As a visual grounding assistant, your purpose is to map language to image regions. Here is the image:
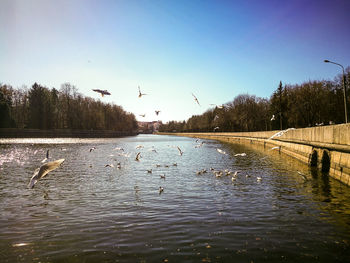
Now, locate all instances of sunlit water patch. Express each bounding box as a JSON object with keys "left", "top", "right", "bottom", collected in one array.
[{"left": 1, "top": 134, "right": 350, "bottom": 262}]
